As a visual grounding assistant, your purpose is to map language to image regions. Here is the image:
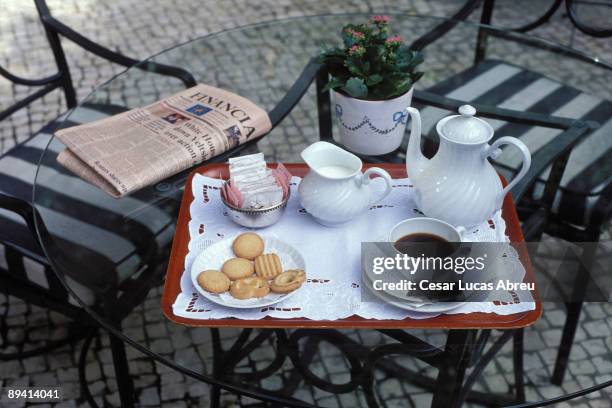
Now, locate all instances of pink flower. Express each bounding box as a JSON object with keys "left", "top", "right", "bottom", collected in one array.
[
  {"left": 352, "top": 31, "right": 364, "bottom": 39},
  {"left": 386, "top": 35, "right": 401, "bottom": 44},
  {"left": 372, "top": 15, "right": 390, "bottom": 24},
  {"left": 348, "top": 45, "right": 365, "bottom": 56}
]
